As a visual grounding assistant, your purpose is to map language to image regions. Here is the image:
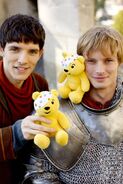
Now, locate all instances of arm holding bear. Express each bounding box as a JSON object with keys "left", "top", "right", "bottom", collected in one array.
[
  {"left": 58, "top": 72, "right": 67, "bottom": 83},
  {"left": 80, "top": 72, "right": 90, "bottom": 92},
  {"left": 57, "top": 111, "right": 70, "bottom": 130}
]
